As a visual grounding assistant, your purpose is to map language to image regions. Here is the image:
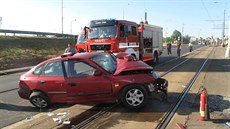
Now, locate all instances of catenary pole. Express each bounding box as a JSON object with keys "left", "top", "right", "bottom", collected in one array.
[
  {"left": 222, "top": 10, "right": 225, "bottom": 46},
  {"left": 225, "top": 21, "right": 230, "bottom": 58}
]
